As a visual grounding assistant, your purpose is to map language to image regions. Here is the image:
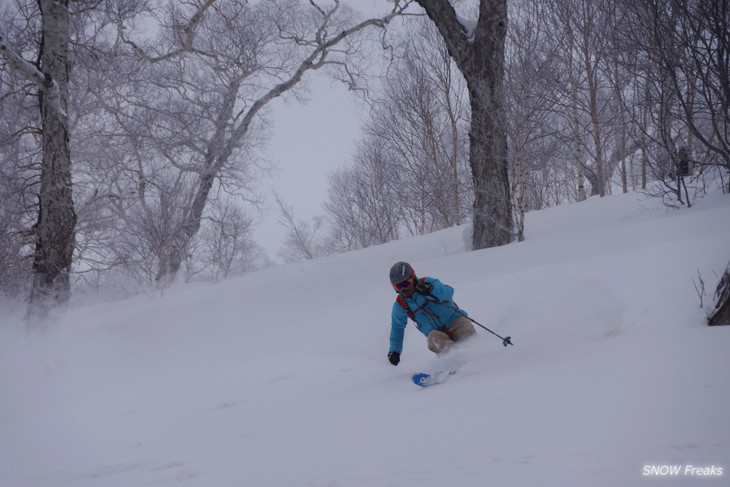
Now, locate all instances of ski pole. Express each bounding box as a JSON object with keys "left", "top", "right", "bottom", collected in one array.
[
  {"left": 432, "top": 298, "right": 514, "bottom": 347},
  {"left": 461, "top": 313, "right": 514, "bottom": 347}
]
